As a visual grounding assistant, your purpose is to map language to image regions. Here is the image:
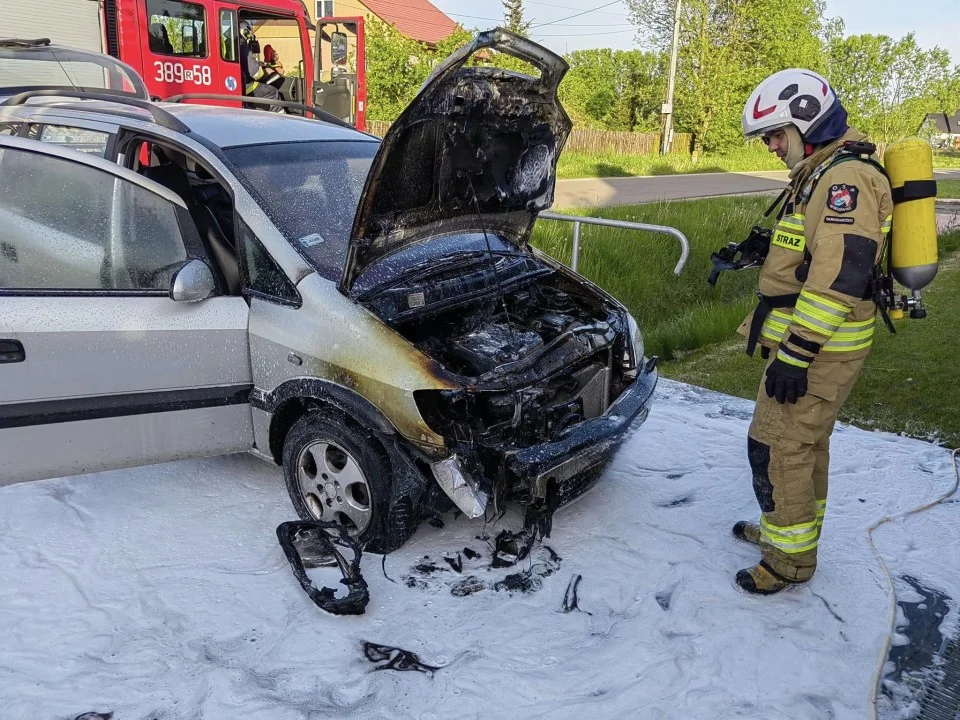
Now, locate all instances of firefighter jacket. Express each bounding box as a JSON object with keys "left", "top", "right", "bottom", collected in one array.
[
  {"left": 738, "top": 128, "right": 894, "bottom": 367},
  {"left": 240, "top": 37, "right": 266, "bottom": 92}
]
